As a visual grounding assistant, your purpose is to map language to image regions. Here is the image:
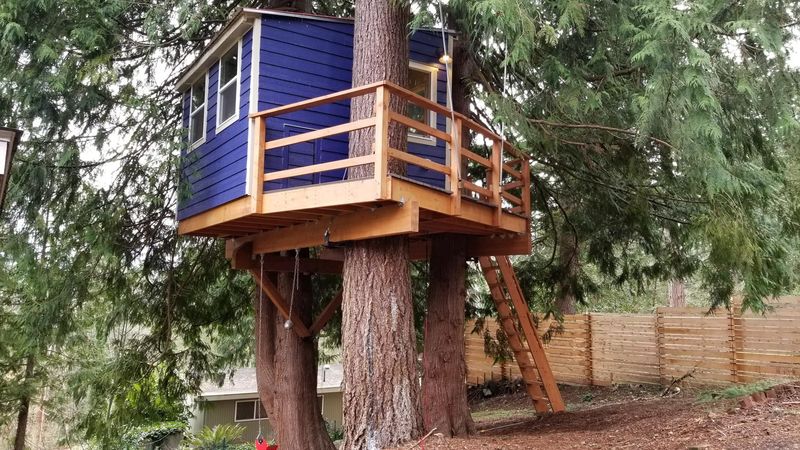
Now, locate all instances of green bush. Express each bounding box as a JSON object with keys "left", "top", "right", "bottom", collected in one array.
[
  {"left": 325, "top": 419, "right": 344, "bottom": 442},
  {"left": 184, "top": 424, "right": 245, "bottom": 449},
  {"left": 122, "top": 421, "right": 187, "bottom": 449}
]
